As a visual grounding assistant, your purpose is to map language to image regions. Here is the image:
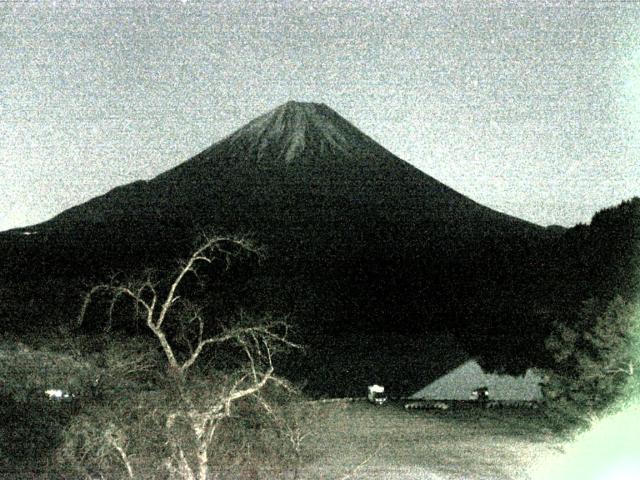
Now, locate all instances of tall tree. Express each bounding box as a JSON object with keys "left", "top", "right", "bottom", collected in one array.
[
  {"left": 542, "top": 295, "right": 638, "bottom": 415},
  {"left": 67, "top": 235, "right": 299, "bottom": 480}
]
